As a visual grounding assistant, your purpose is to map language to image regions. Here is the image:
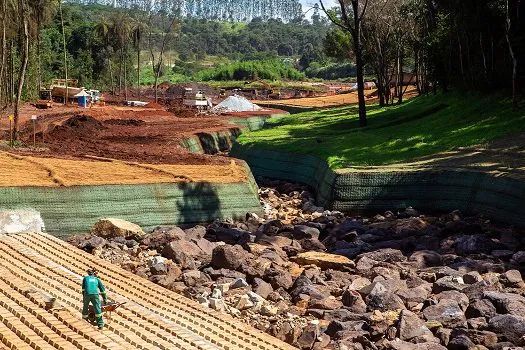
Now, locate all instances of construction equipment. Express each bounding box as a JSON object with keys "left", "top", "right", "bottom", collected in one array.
[
  {"left": 88, "top": 301, "right": 125, "bottom": 323},
  {"left": 183, "top": 88, "right": 212, "bottom": 111}
]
